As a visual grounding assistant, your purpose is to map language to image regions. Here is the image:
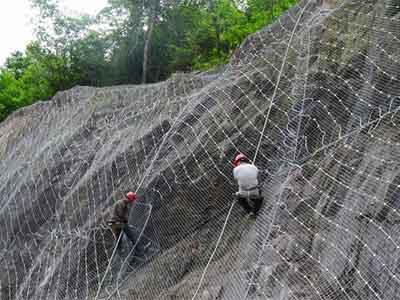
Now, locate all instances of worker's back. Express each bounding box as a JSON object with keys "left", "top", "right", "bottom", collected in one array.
[
  {"left": 110, "top": 199, "right": 129, "bottom": 223},
  {"left": 233, "top": 163, "right": 259, "bottom": 196}
]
